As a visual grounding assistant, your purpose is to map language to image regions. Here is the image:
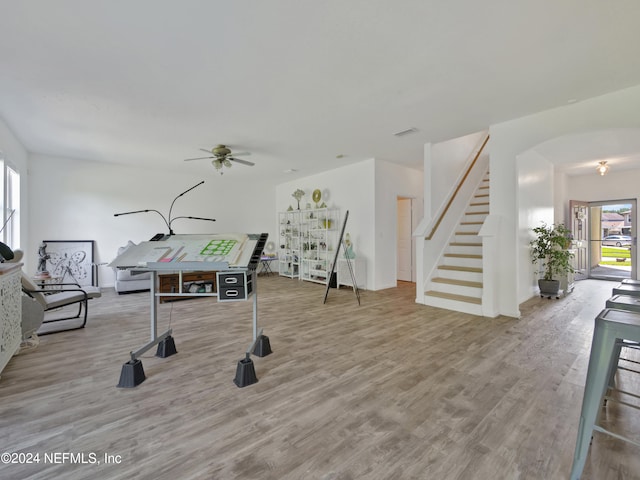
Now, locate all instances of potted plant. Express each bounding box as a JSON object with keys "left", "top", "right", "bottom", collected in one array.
[{"left": 529, "top": 222, "right": 574, "bottom": 296}]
